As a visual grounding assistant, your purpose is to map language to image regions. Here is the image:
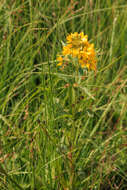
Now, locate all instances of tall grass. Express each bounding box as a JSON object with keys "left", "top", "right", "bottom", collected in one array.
[{"left": 0, "top": 0, "right": 127, "bottom": 189}]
